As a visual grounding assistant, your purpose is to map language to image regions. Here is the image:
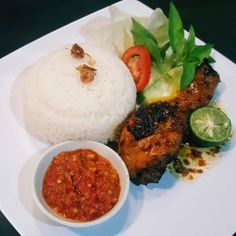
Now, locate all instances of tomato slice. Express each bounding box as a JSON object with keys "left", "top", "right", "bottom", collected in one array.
[{"left": 122, "top": 45, "right": 151, "bottom": 92}]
